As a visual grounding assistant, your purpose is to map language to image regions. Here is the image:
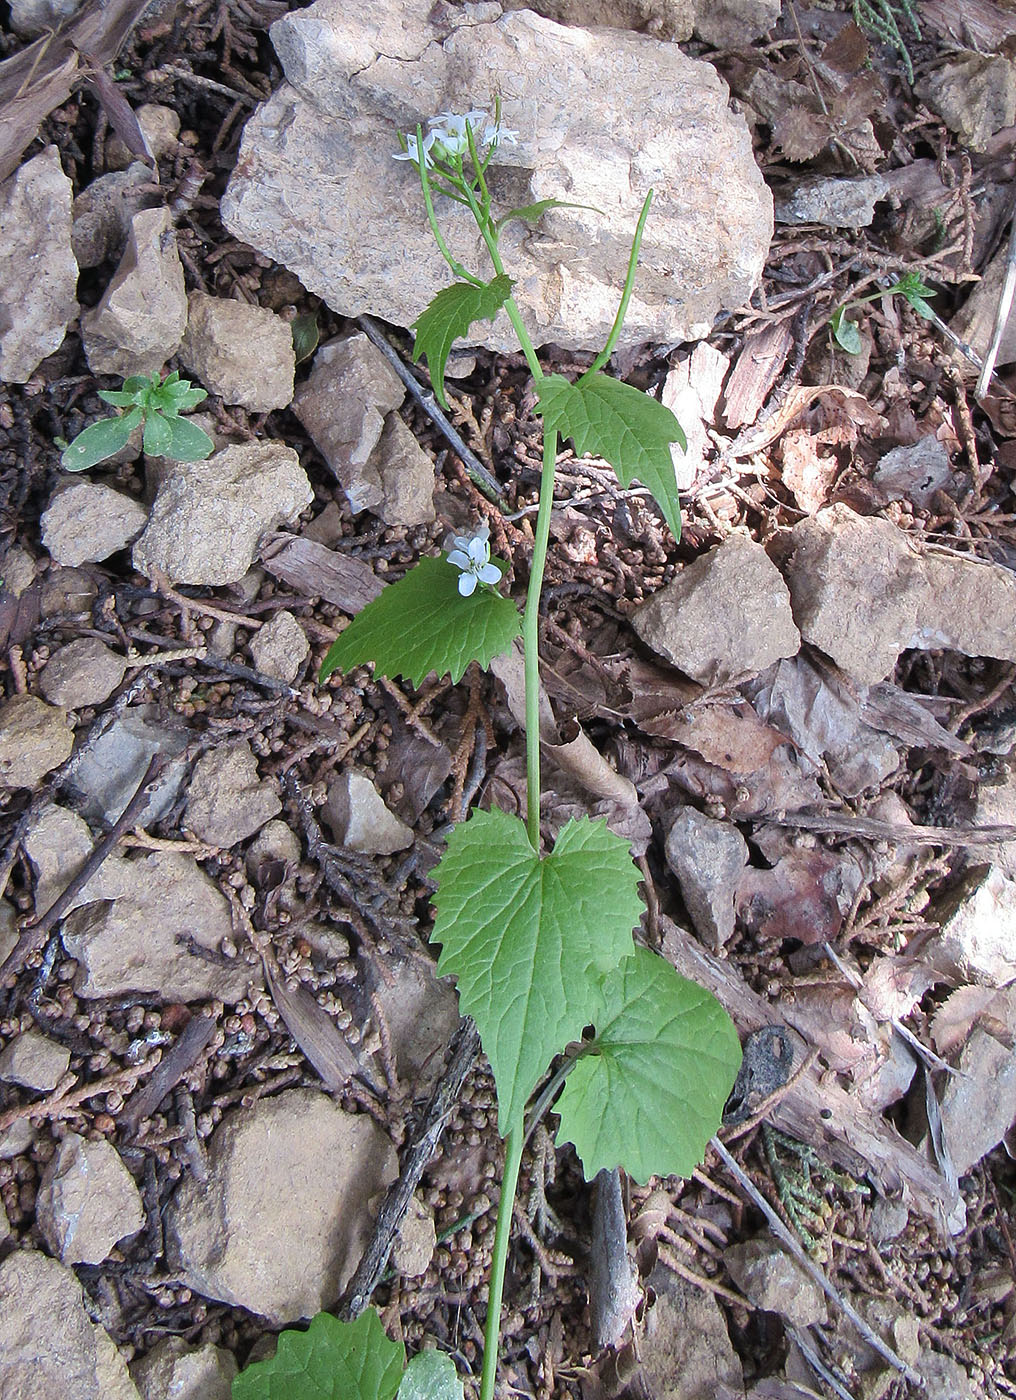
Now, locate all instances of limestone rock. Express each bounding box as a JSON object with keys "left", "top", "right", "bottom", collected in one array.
[
  {"left": 250, "top": 609, "right": 310, "bottom": 684},
  {"left": 505, "top": 0, "right": 694, "bottom": 42},
  {"left": 392, "top": 1195, "right": 436, "bottom": 1278},
  {"left": 184, "top": 740, "right": 282, "bottom": 847},
  {"left": 292, "top": 333, "right": 405, "bottom": 513},
  {"left": 0, "top": 1251, "right": 141, "bottom": 1400},
  {"left": 639, "top": 1262, "right": 742, "bottom": 1398},
  {"left": 927, "top": 865, "right": 1016, "bottom": 987},
  {"left": 65, "top": 707, "right": 191, "bottom": 825},
  {"left": 873, "top": 438, "right": 952, "bottom": 508},
  {"left": 693, "top": 0, "right": 779, "bottom": 45},
  {"left": 775, "top": 174, "right": 889, "bottom": 229},
  {"left": 664, "top": 809, "right": 748, "bottom": 951},
  {"left": 179, "top": 291, "right": 296, "bottom": 412},
  {"left": 971, "top": 758, "right": 1016, "bottom": 878},
  {"left": 25, "top": 803, "right": 96, "bottom": 911},
  {"left": 936, "top": 1027, "right": 1016, "bottom": 1175},
  {"left": 130, "top": 1339, "right": 237, "bottom": 1400},
  {"left": 323, "top": 770, "right": 414, "bottom": 854},
  {"left": 0, "top": 146, "right": 77, "bottom": 382},
  {"left": 72, "top": 164, "right": 160, "bottom": 269},
  {"left": 132, "top": 441, "right": 313, "bottom": 586},
  {"left": 81, "top": 206, "right": 188, "bottom": 377},
  {"left": 371, "top": 412, "right": 436, "bottom": 526},
  {"left": 39, "top": 637, "right": 128, "bottom": 709},
  {"left": 245, "top": 818, "right": 302, "bottom": 878},
  {"left": 61, "top": 850, "right": 251, "bottom": 1003},
  {"left": 918, "top": 53, "right": 1016, "bottom": 152},
  {"left": 0, "top": 693, "right": 73, "bottom": 789},
  {"left": 10, "top": 0, "right": 82, "bottom": 34},
  {"left": 40, "top": 566, "right": 98, "bottom": 618},
  {"left": 724, "top": 1237, "right": 827, "bottom": 1327},
  {"left": 1, "top": 545, "right": 36, "bottom": 598},
  {"left": 371, "top": 955, "right": 460, "bottom": 1088},
  {"left": 632, "top": 533, "right": 800, "bottom": 684},
  {"left": 41, "top": 480, "right": 148, "bottom": 566},
  {"left": 782, "top": 505, "right": 924, "bottom": 685},
  {"left": 0, "top": 1028, "right": 70, "bottom": 1091},
  {"left": 106, "top": 104, "right": 182, "bottom": 171},
  {"left": 36, "top": 1131, "right": 145, "bottom": 1265},
  {"left": 222, "top": 0, "right": 770, "bottom": 354},
  {"left": 908, "top": 552, "right": 1016, "bottom": 664},
  {"left": 165, "top": 1087, "right": 398, "bottom": 1323}
]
